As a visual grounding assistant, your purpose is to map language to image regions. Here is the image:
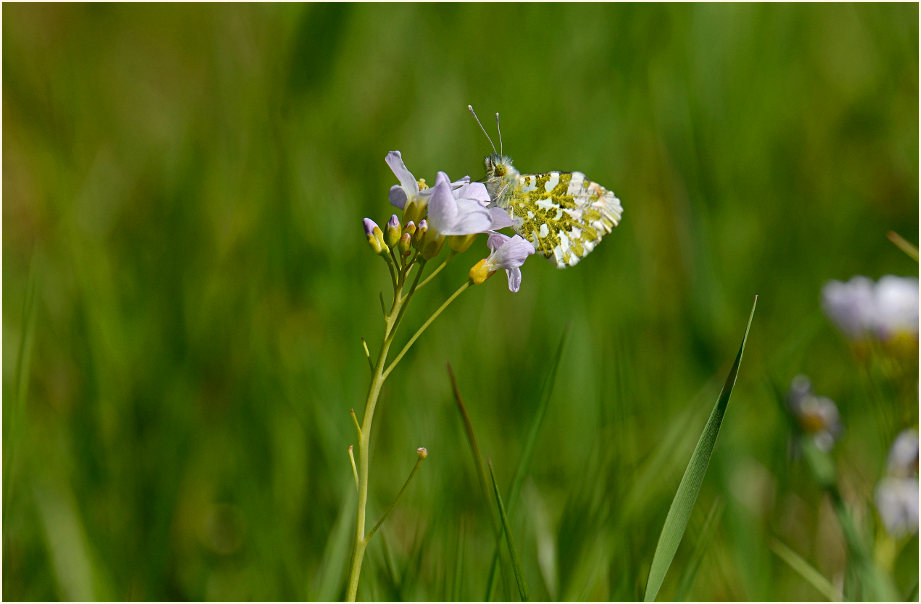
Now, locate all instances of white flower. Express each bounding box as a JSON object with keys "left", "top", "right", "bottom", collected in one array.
[
  {"left": 822, "top": 275, "right": 919, "bottom": 341},
  {"left": 786, "top": 375, "right": 843, "bottom": 452},
  {"left": 874, "top": 429, "right": 919, "bottom": 538},
  {"left": 875, "top": 477, "right": 919, "bottom": 538},
  {"left": 887, "top": 428, "right": 919, "bottom": 478}
]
